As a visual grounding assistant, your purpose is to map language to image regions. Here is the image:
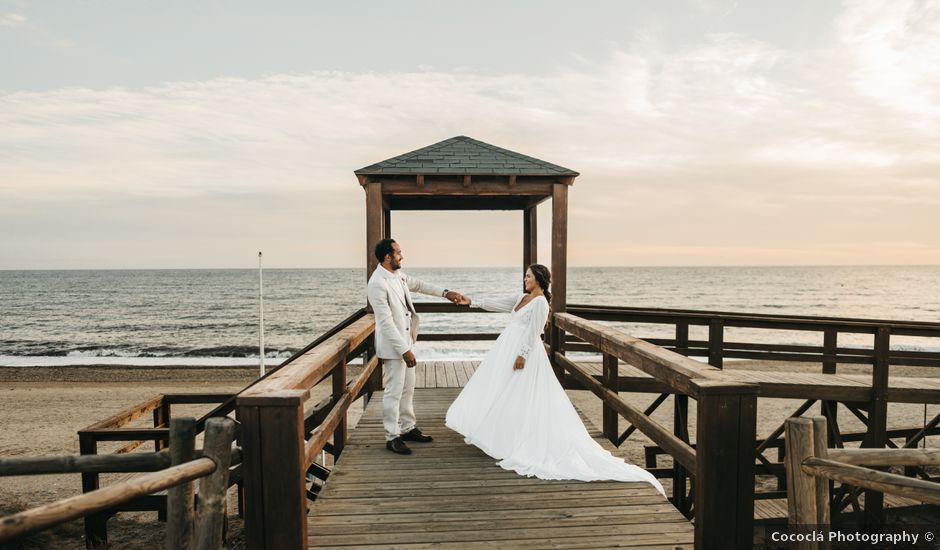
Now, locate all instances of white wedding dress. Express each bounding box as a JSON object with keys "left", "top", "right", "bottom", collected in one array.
[{"left": 445, "top": 293, "right": 666, "bottom": 495}]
